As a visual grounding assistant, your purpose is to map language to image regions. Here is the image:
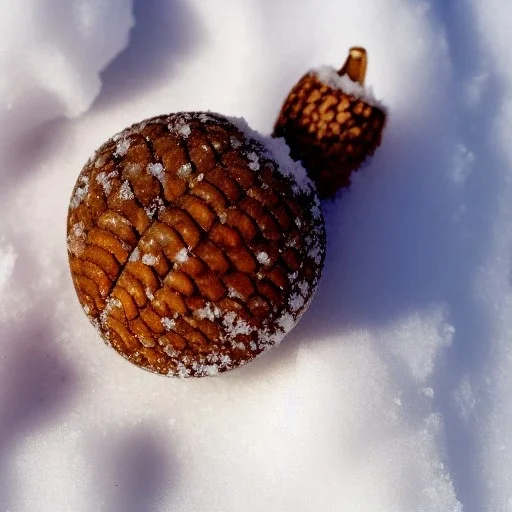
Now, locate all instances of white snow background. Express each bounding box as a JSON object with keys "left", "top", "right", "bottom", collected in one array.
[{"left": 0, "top": 0, "right": 511, "bottom": 510}]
